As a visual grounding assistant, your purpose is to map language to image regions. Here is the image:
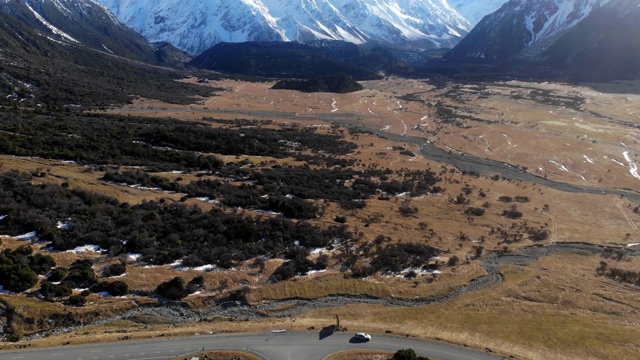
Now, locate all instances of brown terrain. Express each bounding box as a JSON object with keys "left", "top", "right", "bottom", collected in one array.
[{"left": 1, "top": 76, "right": 639, "bottom": 360}]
